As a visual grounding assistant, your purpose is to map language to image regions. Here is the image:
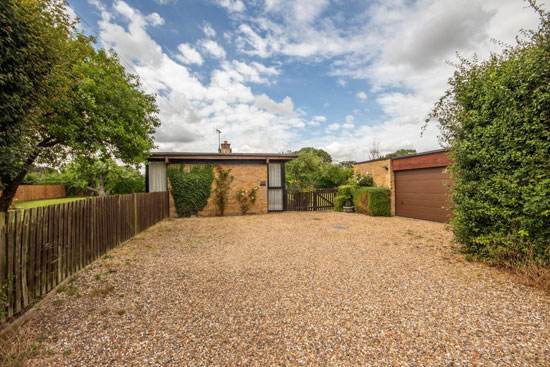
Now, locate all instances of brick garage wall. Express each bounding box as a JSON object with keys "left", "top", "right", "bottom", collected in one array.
[
  {"left": 167, "top": 163, "right": 268, "bottom": 217},
  {"left": 354, "top": 158, "right": 395, "bottom": 215}
]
